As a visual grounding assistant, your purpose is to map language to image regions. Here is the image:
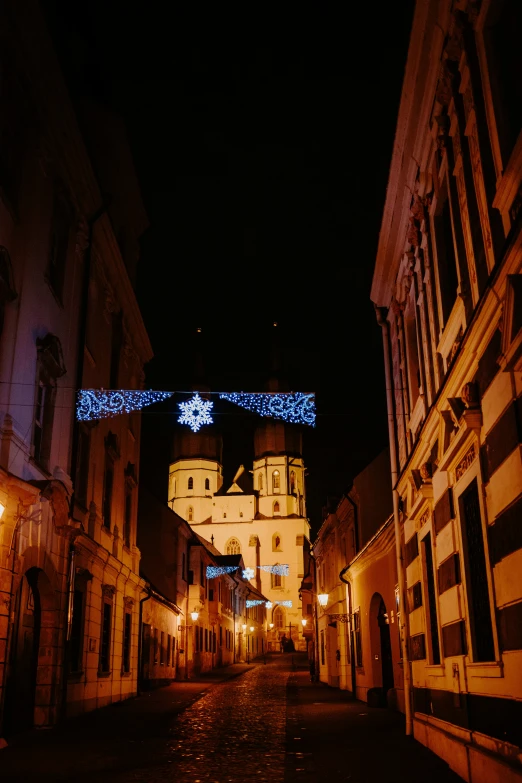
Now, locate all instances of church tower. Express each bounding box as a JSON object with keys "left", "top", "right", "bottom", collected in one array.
[
  {"left": 168, "top": 324, "right": 312, "bottom": 650},
  {"left": 168, "top": 330, "right": 223, "bottom": 523}
]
